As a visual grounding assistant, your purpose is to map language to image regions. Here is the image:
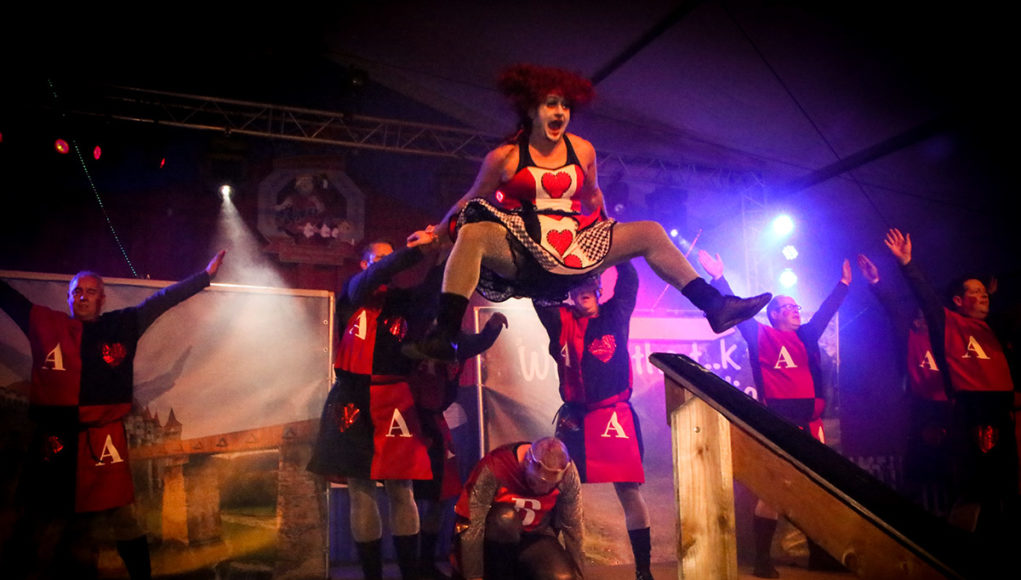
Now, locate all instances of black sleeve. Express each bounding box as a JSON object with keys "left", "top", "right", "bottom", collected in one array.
[
  {"left": 533, "top": 300, "right": 564, "bottom": 359},
  {"left": 801, "top": 281, "right": 849, "bottom": 343},
  {"left": 344, "top": 246, "right": 425, "bottom": 306},
  {"left": 603, "top": 261, "right": 638, "bottom": 320},
  {"left": 0, "top": 277, "right": 33, "bottom": 335},
  {"left": 135, "top": 271, "right": 212, "bottom": 332},
  {"left": 457, "top": 317, "right": 506, "bottom": 361},
  {"left": 900, "top": 260, "right": 947, "bottom": 340}
]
